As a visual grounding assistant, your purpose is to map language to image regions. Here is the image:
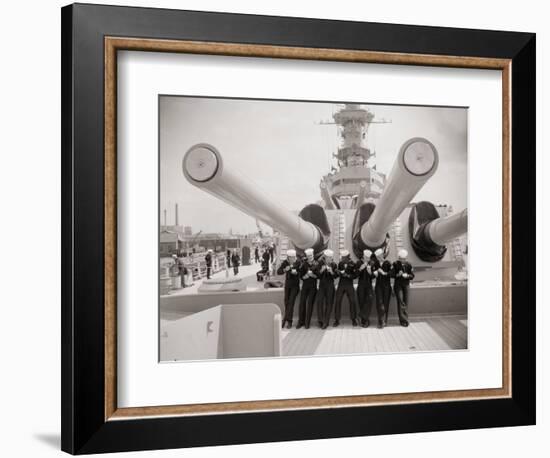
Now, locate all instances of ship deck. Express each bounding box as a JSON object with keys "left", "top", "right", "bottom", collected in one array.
[
  {"left": 162, "top": 262, "right": 467, "bottom": 359},
  {"left": 279, "top": 315, "right": 467, "bottom": 357},
  {"left": 161, "top": 311, "right": 467, "bottom": 358}
]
